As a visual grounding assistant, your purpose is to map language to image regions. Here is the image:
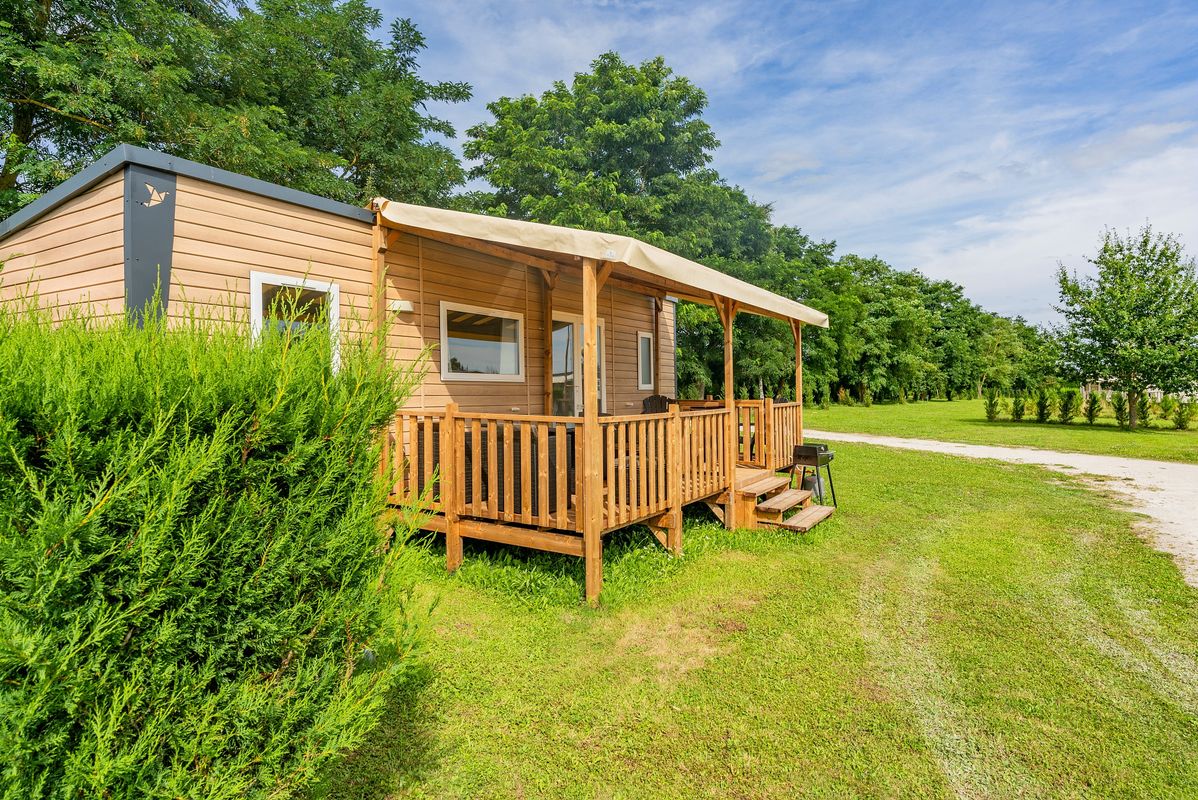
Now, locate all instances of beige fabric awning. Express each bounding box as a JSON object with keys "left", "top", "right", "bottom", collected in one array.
[{"left": 374, "top": 199, "right": 829, "bottom": 328}]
